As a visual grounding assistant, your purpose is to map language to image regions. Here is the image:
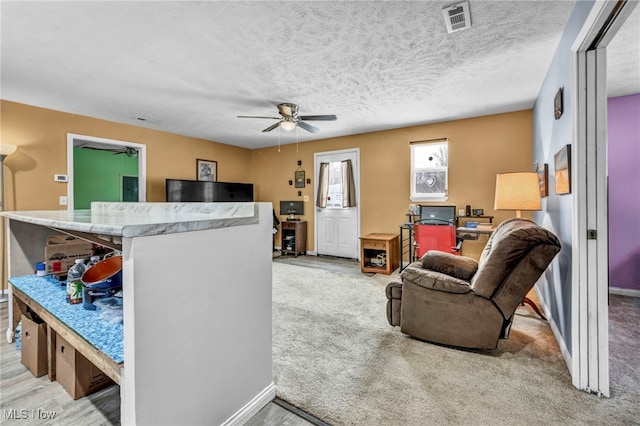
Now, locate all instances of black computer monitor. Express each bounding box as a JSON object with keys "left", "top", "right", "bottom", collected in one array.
[
  {"left": 418, "top": 205, "right": 456, "bottom": 224},
  {"left": 280, "top": 201, "right": 304, "bottom": 219}
]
